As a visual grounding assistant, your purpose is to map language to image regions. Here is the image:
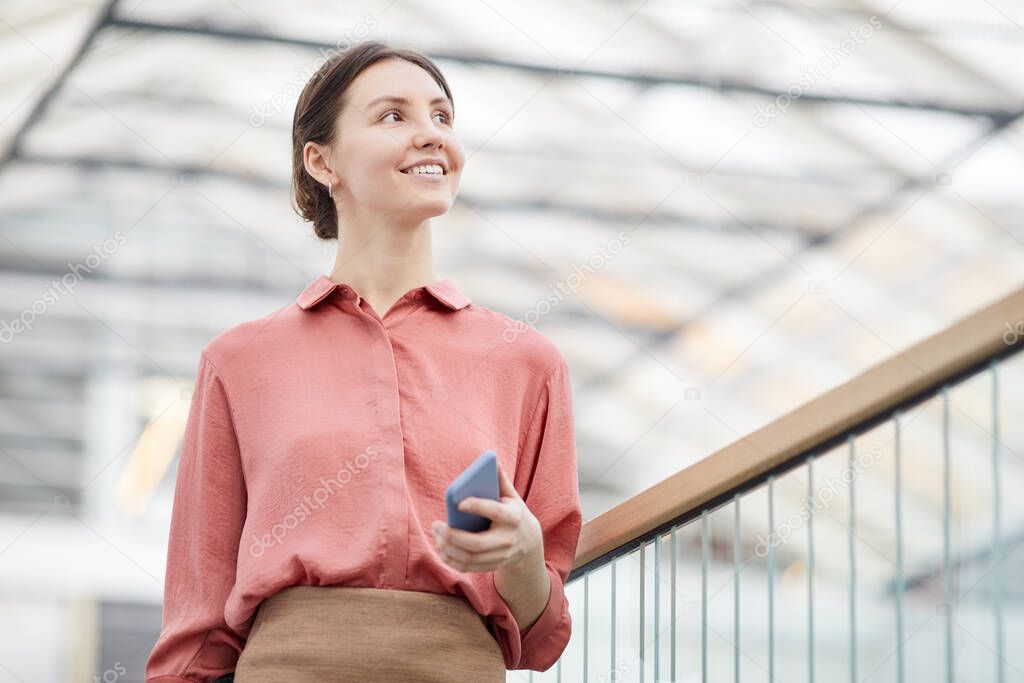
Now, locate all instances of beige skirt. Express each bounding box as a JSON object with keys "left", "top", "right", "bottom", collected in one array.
[{"left": 233, "top": 585, "right": 506, "bottom": 682}]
